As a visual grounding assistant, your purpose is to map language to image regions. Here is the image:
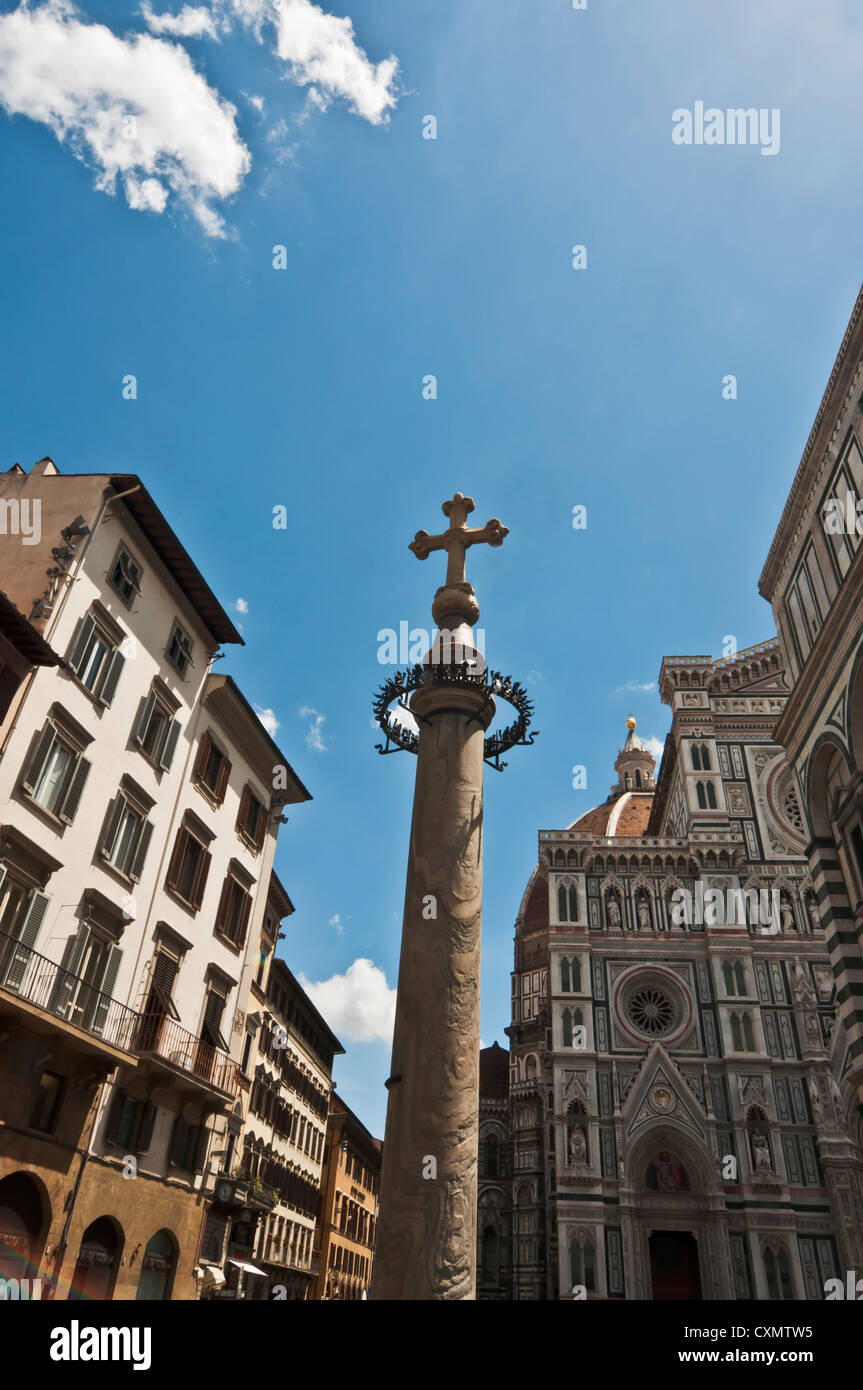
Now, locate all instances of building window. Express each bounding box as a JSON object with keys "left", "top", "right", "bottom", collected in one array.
[
  {"left": 99, "top": 789, "right": 153, "bottom": 881},
  {"left": 215, "top": 872, "right": 253, "bottom": 948},
  {"left": 200, "top": 988, "right": 229, "bottom": 1050},
  {"left": 0, "top": 870, "right": 51, "bottom": 990},
  {"left": 165, "top": 826, "right": 211, "bottom": 910},
  {"left": 764, "top": 1244, "right": 794, "bottom": 1300},
  {"left": 166, "top": 621, "right": 194, "bottom": 677},
  {"left": 66, "top": 612, "right": 126, "bottom": 706},
  {"left": 556, "top": 879, "right": 580, "bottom": 923},
  {"left": 570, "top": 1235, "right": 596, "bottom": 1292},
  {"left": 108, "top": 547, "right": 143, "bottom": 607},
  {"left": 170, "top": 1116, "right": 205, "bottom": 1171},
  {"left": 561, "top": 957, "right": 570, "bottom": 991},
  {"left": 133, "top": 690, "right": 180, "bottom": 771},
  {"left": 627, "top": 984, "right": 674, "bottom": 1037},
  {"left": 51, "top": 925, "right": 122, "bottom": 1037},
  {"left": 194, "top": 732, "right": 231, "bottom": 805},
  {"left": 237, "top": 787, "right": 267, "bottom": 850},
  {"left": 22, "top": 721, "right": 91, "bottom": 823},
  {"left": 105, "top": 1088, "right": 157, "bottom": 1153},
  {"left": 29, "top": 1072, "right": 65, "bottom": 1133},
  {"left": 730, "top": 1011, "right": 756, "bottom": 1052}
]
